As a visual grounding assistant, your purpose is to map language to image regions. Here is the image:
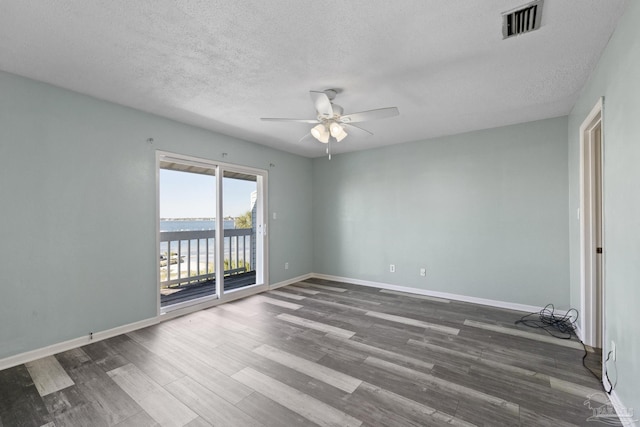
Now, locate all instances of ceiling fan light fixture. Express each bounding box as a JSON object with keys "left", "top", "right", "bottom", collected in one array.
[
  {"left": 334, "top": 127, "right": 348, "bottom": 142},
  {"left": 329, "top": 121, "right": 344, "bottom": 138},
  {"left": 311, "top": 123, "right": 329, "bottom": 143}
]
